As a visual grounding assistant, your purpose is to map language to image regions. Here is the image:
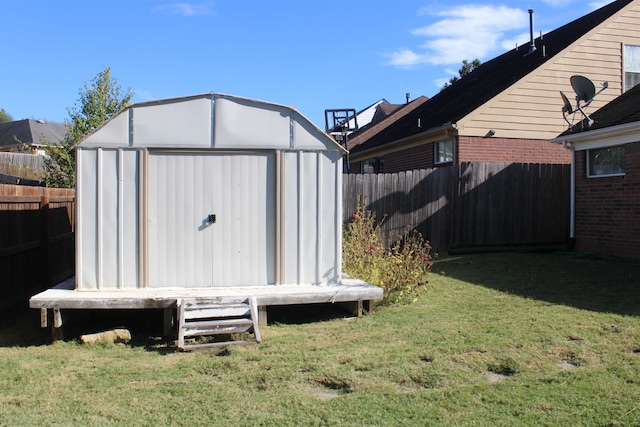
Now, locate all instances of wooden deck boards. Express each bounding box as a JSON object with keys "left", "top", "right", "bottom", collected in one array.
[{"left": 29, "top": 277, "right": 383, "bottom": 310}]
